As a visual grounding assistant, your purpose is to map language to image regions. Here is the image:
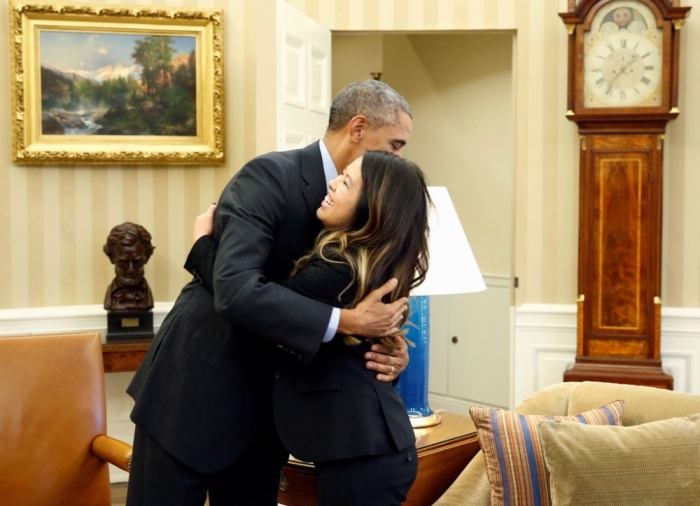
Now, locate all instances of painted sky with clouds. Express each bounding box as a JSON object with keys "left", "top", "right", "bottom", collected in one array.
[{"left": 40, "top": 31, "right": 195, "bottom": 72}]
